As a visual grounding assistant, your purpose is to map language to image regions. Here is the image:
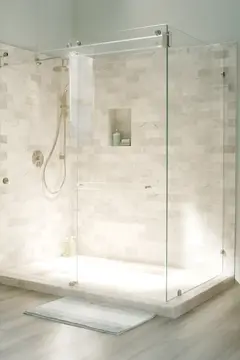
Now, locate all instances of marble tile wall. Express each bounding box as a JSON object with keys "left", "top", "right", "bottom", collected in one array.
[
  {"left": 75, "top": 50, "right": 167, "bottom": 265},
  {"left": 0, "top": 44, "right": 77, "bottom": 268}
]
